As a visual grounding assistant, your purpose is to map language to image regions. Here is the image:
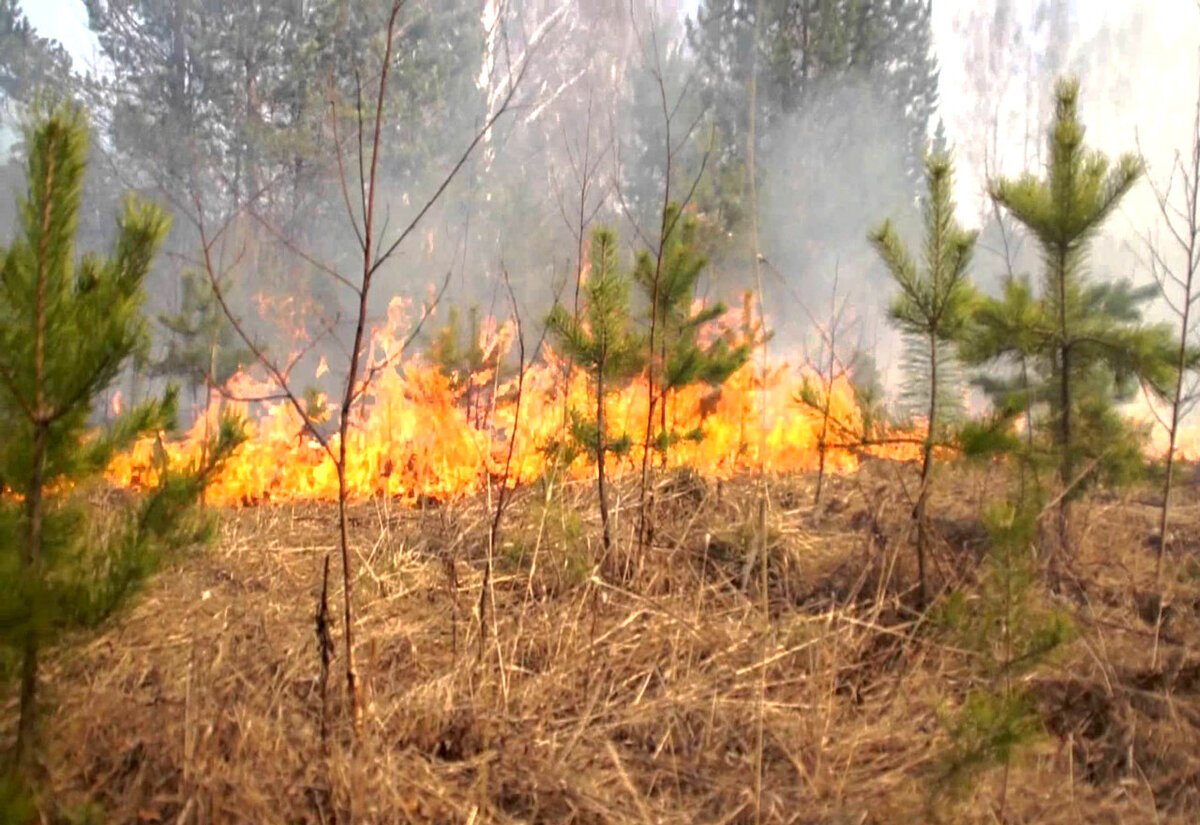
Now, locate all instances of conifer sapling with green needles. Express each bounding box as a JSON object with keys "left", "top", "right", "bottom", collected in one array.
[
  {"left": 932, "top": 497, "right": 1073, "bottom": 815},
  {"left": 545, "top": 226, "right": 646, "bottom": 560},
  {"left": 429, "top": 303, "right": 504, "bottom": 427},
  {"left": 870, "top": 149, "right": 978, "bottom": 608},
  {"left": 153, "top": 269, "right": 251, "bottom": 410},
  {"left": 965, "top": 77, "right": 1177, "bottom": 559},
  {"left": 0, "top": 103, "right": 245, "bottom": 783},
  {"left": 634, "top": 202, "right": 749, "bottom": 468}
]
